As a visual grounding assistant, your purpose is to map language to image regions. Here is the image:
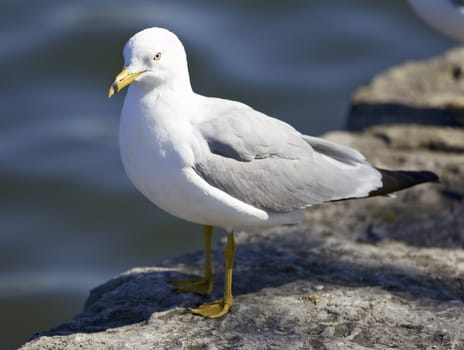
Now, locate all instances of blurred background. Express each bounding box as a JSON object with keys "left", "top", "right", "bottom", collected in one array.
[{"left": 0, "top": 0, "right": 456, "bottom": 348}]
